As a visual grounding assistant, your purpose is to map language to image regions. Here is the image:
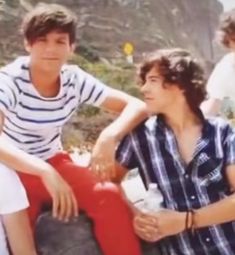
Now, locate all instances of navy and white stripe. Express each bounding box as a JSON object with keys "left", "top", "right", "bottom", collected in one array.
[
  {"left": 0, "top": 56, "right": 109, "bottom": 159},
  {"left": 116, "top": 114, "right": 235, "bottom": 255}
]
